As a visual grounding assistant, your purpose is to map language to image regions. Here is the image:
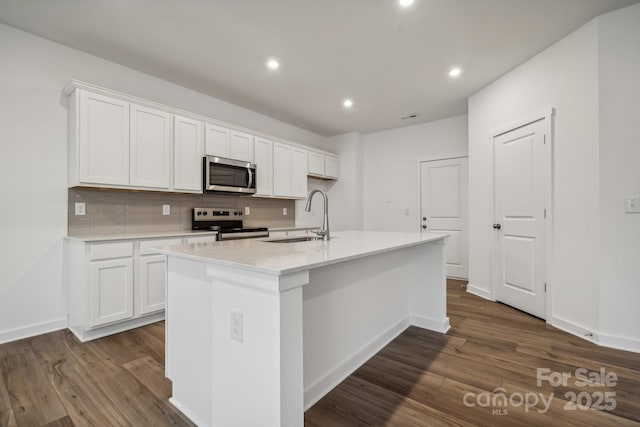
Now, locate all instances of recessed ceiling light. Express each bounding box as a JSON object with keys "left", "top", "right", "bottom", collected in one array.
[
  {"left": 399, "top": 0, "right": 414, "bottom": 7},
  {"left": 448, "top": 67, "right": 462, "bottom": 77},
  {"left": 343, "top": 99, "right": 354, "bottom": 108},
  {"left": 266, "top": 59, "right": 280, "bottom": 70}
]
